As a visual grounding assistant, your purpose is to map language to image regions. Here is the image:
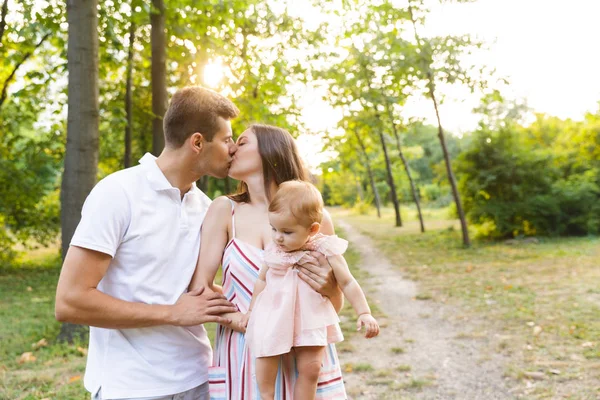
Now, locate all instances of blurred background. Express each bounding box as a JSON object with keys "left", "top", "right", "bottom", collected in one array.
[{"left": 1, "top": 0, "right": 599, "bottom": 398}]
